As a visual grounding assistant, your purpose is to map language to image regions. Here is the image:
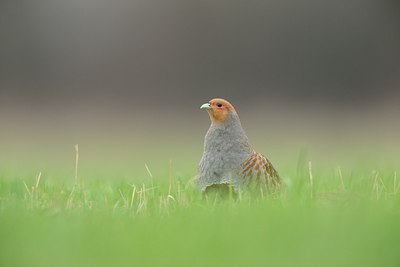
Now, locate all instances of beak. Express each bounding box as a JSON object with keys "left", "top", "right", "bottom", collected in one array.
[{"left": 200, "top": 103, "right": 211, "bottom": 110}]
